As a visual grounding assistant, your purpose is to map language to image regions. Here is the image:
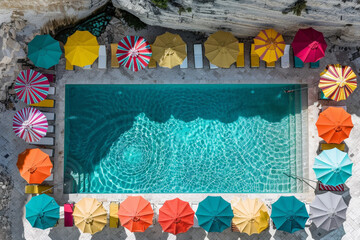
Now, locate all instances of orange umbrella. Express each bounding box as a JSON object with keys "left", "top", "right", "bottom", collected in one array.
[
  {"left": 17, "top": 148, "right": 52, "bottom": 184},
  {"left": 316, "top": 107, "right": 353, "bottom": 144},
  {"left": 158, "top": 198, "right": 194, "bottom": 235},
  {"left": 118, "top": 196, "right": 154, "bottom": 232}
]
